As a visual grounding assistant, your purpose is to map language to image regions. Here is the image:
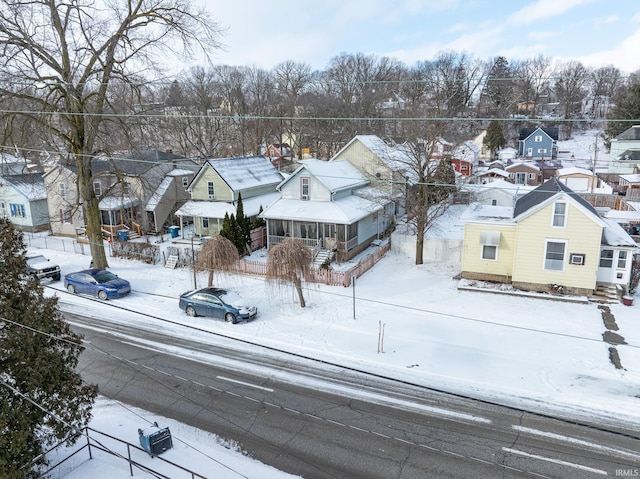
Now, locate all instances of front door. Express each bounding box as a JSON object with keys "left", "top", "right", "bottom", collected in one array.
[
  {"left": 597, "top": 248, "right": 614, "bottom": 283},
  {"left": 323, "top": 224, "right": 336, "bottom": 249}
]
